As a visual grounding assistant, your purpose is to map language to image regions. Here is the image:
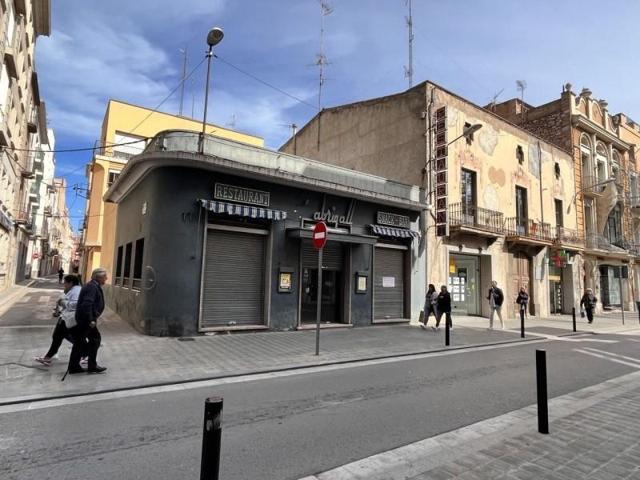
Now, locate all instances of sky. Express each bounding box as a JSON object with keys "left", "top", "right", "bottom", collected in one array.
[{"left": 35, "top": 0, "right": 640, "bottom": 231}]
